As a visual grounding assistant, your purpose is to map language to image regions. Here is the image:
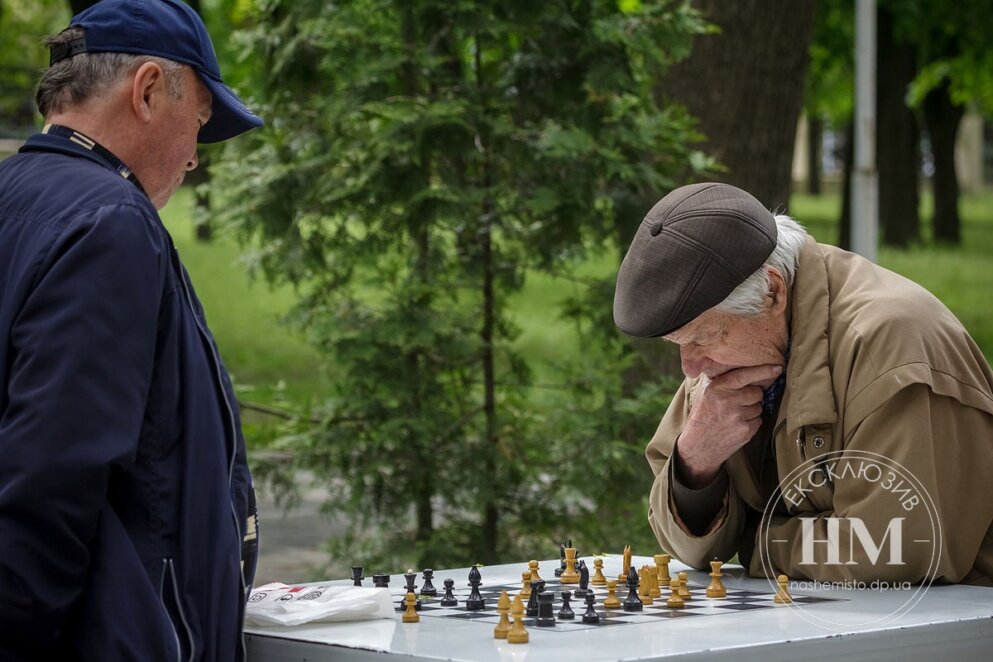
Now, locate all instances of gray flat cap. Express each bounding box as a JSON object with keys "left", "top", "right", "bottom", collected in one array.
[{"left": 613, "top": 182, "right": 777, "bottom": 337}]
